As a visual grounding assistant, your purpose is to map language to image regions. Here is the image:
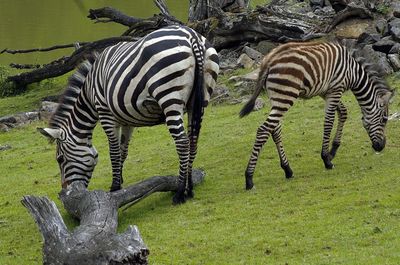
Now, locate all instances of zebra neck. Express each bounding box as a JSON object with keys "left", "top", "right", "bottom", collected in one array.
[
  {"left": 351, "top": 77, "right": 377, "bottom": 113},
  {"left": 53, "top": 91, "right": 98, "bottom": 139}
]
